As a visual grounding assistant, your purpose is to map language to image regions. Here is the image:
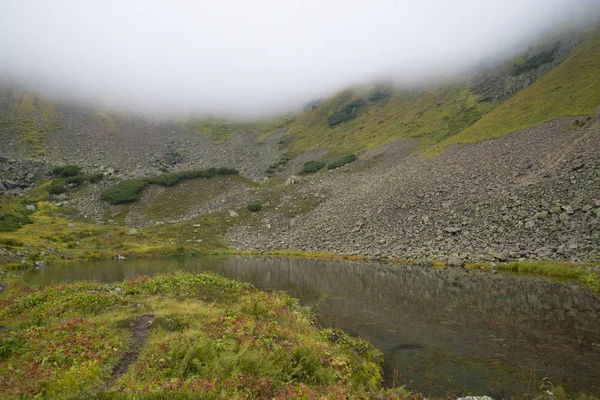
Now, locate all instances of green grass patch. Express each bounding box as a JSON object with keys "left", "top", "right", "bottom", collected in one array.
[
  {"left": 327, "top": 153, "right": 357, "bottom": 169},
  {"left": 4, "top": 90, "right": 59, "bottom": 157},
  {"left": 100, "top": 178, "right": 149, "bottom": 205},
  {"left": 0, "top": 197, "right": 33, "bottom": 232},
  {"left": 100, "top": 168, "right": 239, "bottom": 205},
  {"left": 494, "top": 260, "right": 600, "bottom": 296}
]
